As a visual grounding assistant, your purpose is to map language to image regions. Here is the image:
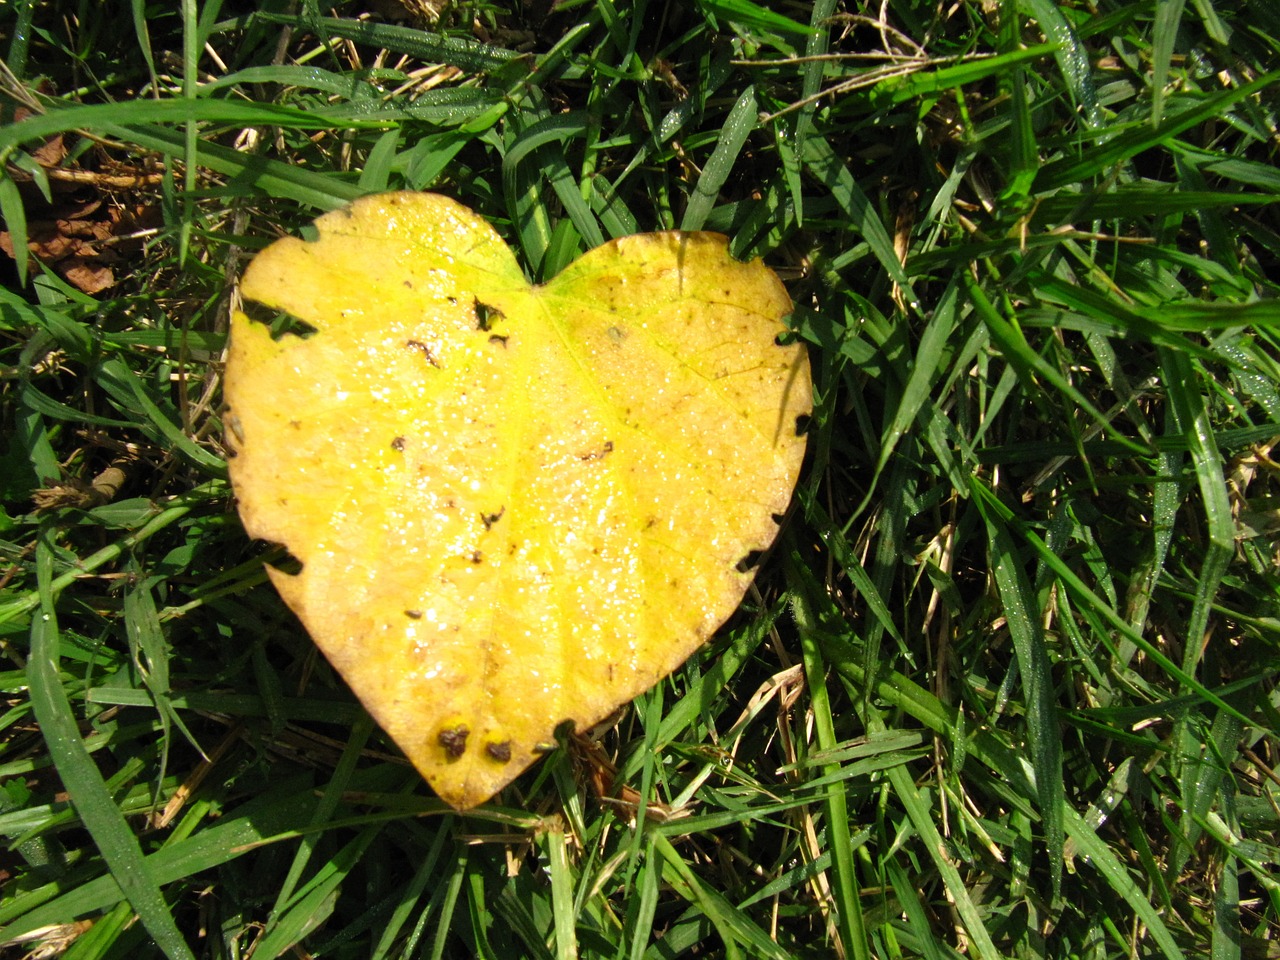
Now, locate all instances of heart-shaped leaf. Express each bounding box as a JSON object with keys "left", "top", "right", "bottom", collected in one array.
[{"left": 224, "top": 193, "right": 810, "bottom": 809}]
